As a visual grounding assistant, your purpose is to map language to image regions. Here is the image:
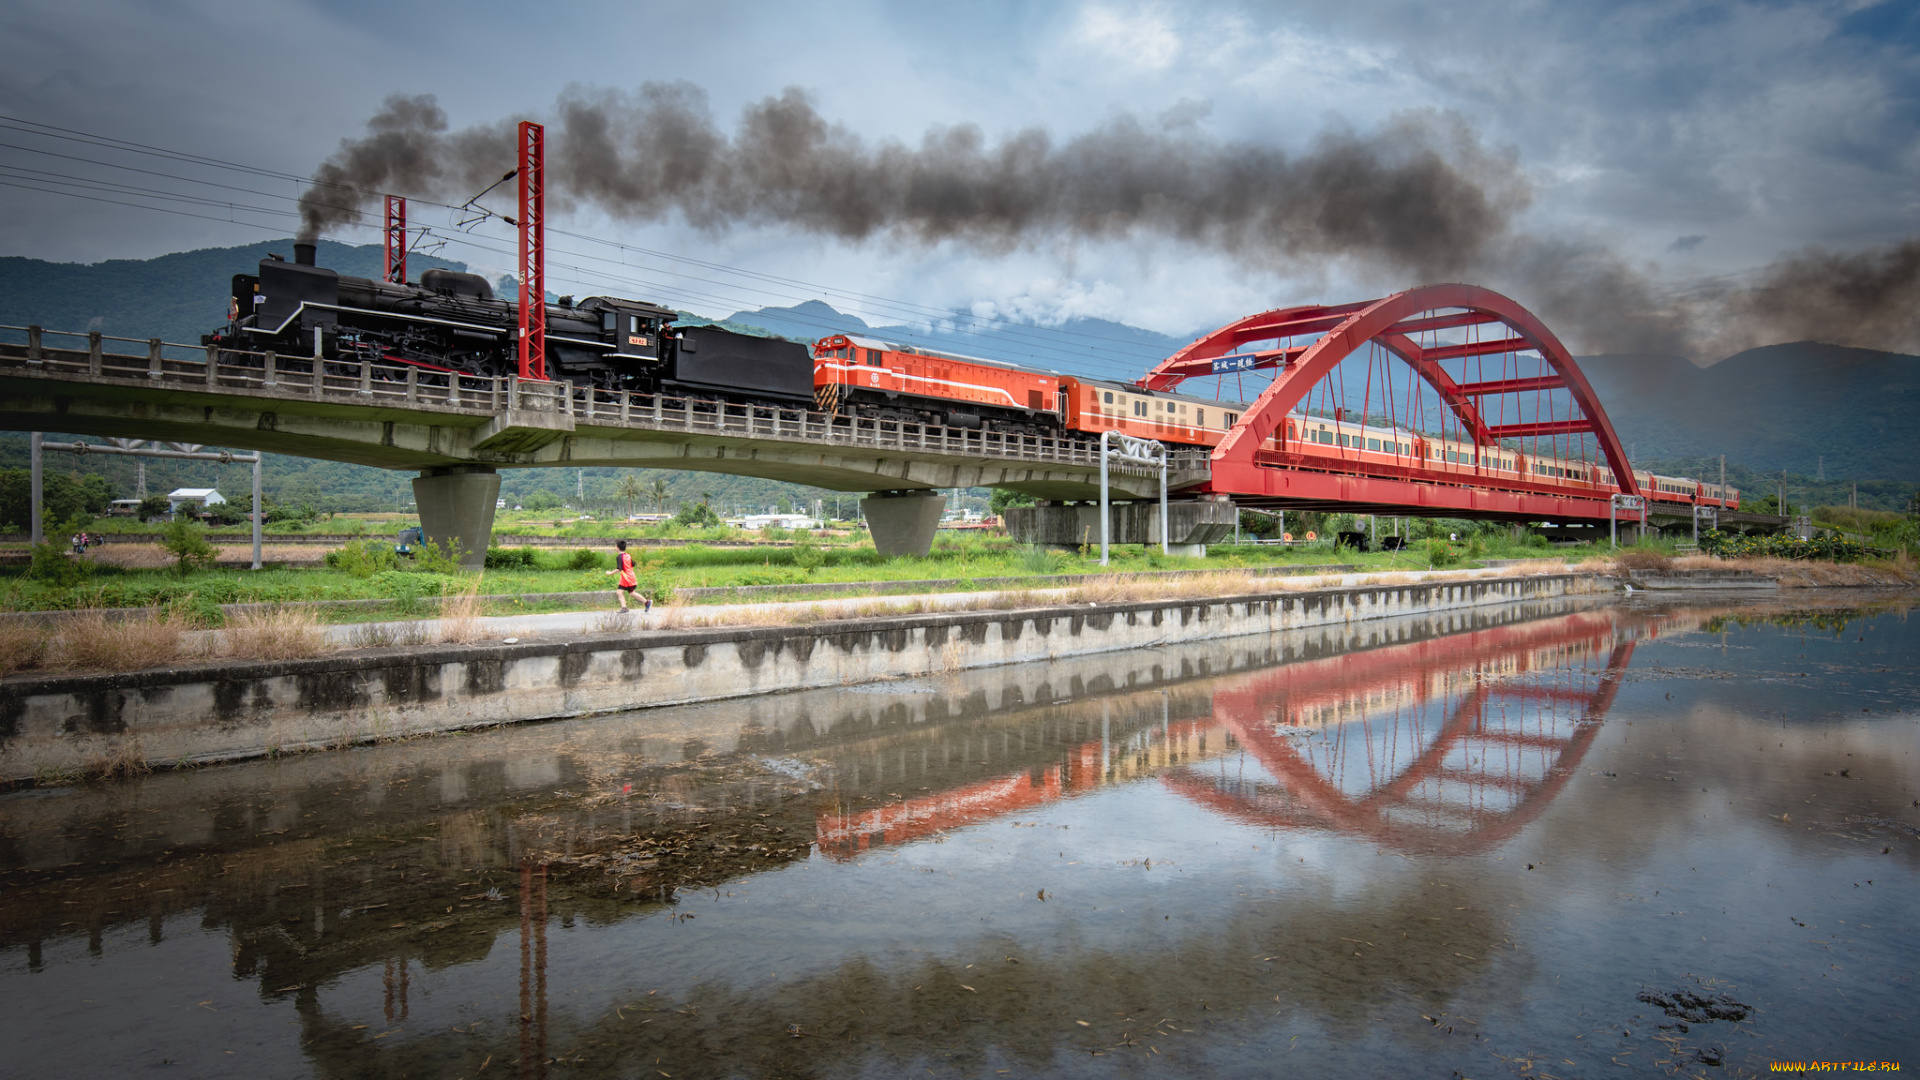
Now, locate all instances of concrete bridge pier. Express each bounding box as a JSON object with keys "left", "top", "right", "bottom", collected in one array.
[
  {"left": 861, "top": 491, "right": 945, "bottom": 558},
  {"left": 412, "top": 465, "right": 500, "bottom": 570},
  {"left": 1003, "top": 498, "right": 1239, "bottom": 556}
]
